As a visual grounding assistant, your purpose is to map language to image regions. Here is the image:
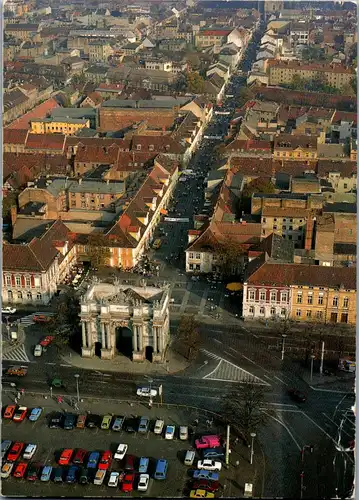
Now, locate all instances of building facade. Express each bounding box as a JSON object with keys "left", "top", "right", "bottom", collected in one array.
[{"left": 80, "top": 280, "right": 170, "bottom": 362}]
